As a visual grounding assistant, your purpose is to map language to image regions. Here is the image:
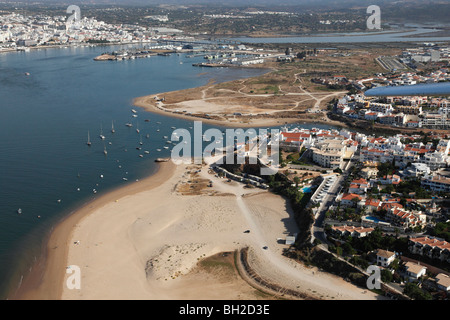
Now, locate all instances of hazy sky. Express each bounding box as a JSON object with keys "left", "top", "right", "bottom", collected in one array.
[{"left": 0, "top": 0, "right": 400, "bottom": 7}]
